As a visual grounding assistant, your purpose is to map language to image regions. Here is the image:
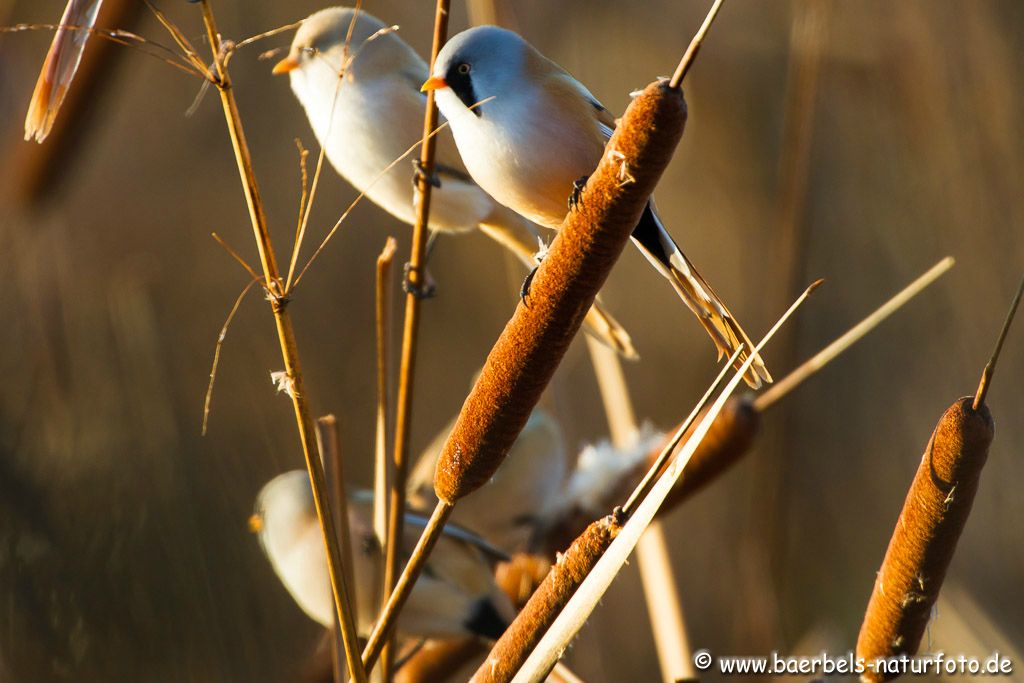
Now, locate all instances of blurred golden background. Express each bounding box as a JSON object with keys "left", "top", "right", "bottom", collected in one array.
[{"left": 1, "top": 1, "right": 1022, "bottom": 681}]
